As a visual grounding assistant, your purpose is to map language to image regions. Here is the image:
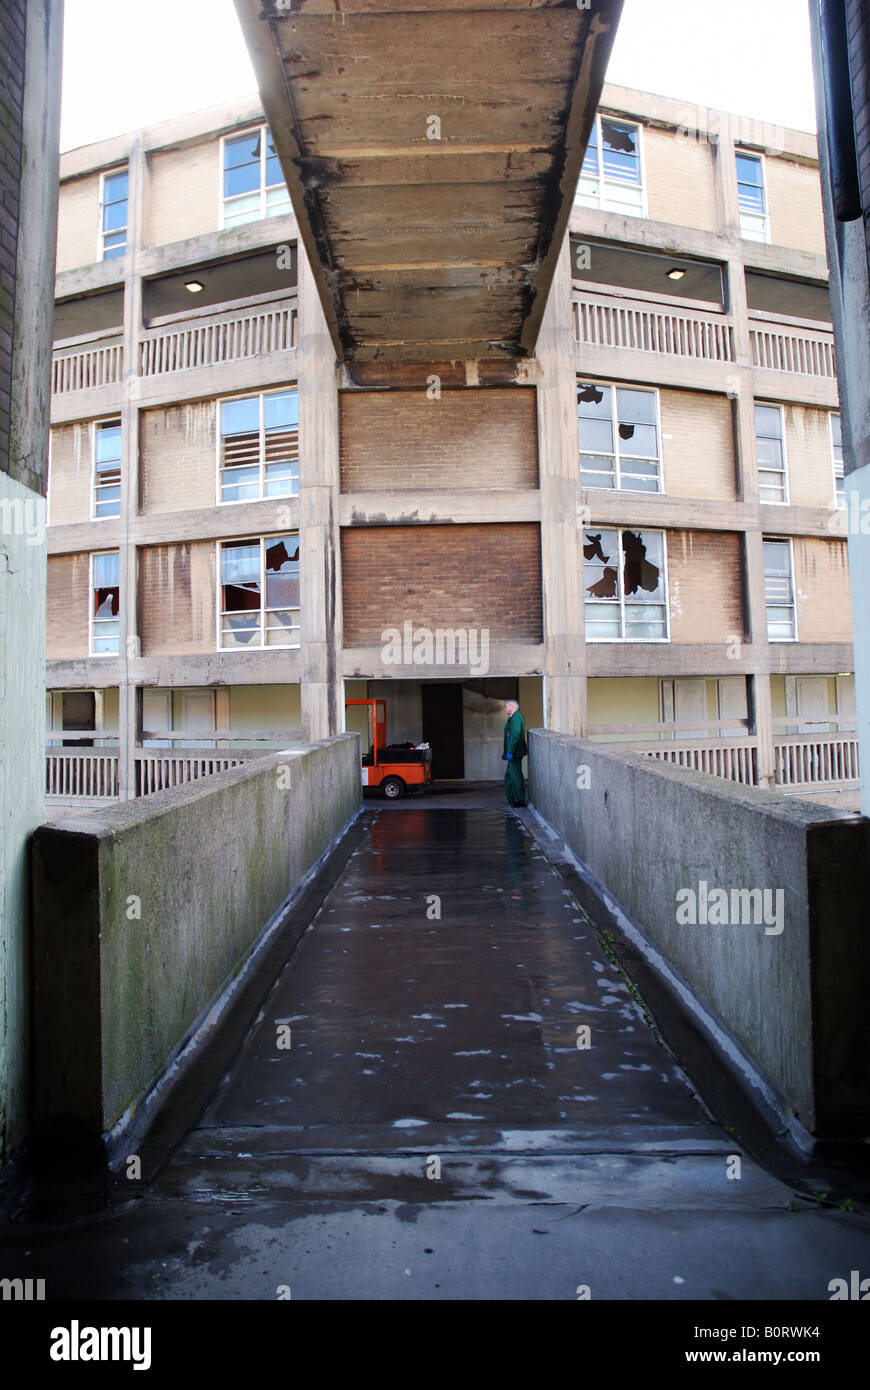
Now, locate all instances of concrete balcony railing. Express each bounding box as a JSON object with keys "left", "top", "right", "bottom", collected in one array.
[
  {"left": 573, "top": 290, "right": 735, "bottom": 365},
  {"left": 593, "top": 725, "right": 859, "bottom": 792},
  {"left": 138, "top": 295, "right": 298, "bottom": 378},
  {"left": 773, "top": 733, "right": 860, "bottom": 788},
  {"left": 749, "top": 312, "right": 836, "bottom": 379},
  {"left": 46, "top": 748, "right": 120, "bottom": 800},
  {"left": 135, "top": 751, "right": 253, "bottom": 797},
  {"left": 52, "top": 331, "right": 124, "bottom": 395}
]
